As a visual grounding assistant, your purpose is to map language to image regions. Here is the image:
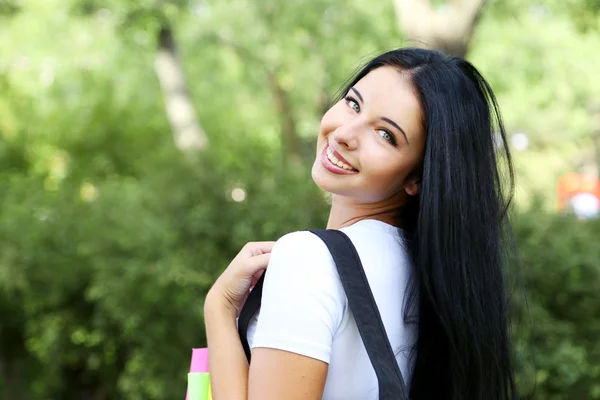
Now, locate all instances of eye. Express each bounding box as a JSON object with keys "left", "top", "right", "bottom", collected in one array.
[
  {"left": 344, "top": 96, "right": 360, "bottom": 113},
  {"left": 378, "top": 129, "right": 397, "bottom": 145}
]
